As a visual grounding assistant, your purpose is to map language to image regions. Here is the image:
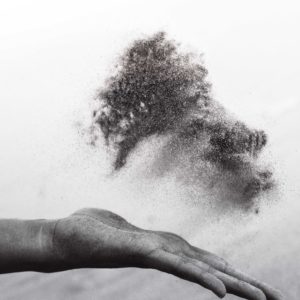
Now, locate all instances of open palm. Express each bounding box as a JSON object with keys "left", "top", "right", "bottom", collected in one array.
[{"left": 52, "top": 208, "right": 283, "bottom": 300}]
